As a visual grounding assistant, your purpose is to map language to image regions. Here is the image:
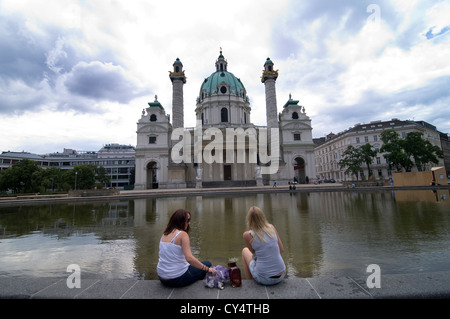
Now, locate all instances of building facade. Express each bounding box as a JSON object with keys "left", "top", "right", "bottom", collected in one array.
[
  {"left": 0, "top": 144, "right": 135, "bottom": 189},
  {"left": 135, "top": 51, "right": 316, "bottom": 189},
  {"left": 314, "top": 119, "right": 446, "bottom": 182}
]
